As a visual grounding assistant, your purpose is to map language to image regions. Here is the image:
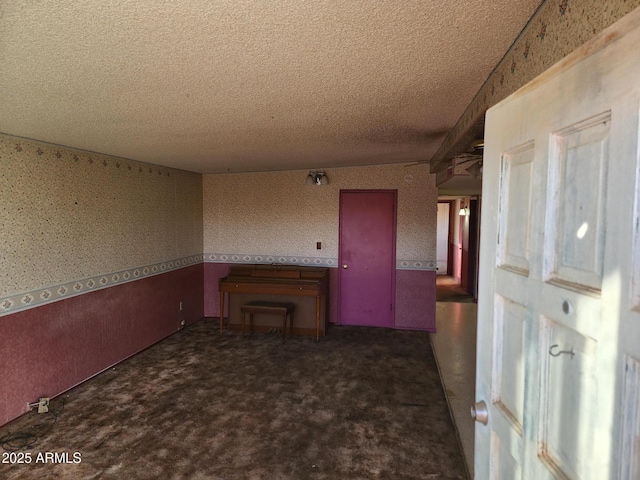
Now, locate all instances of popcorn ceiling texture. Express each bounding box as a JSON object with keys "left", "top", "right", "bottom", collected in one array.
[
  {"left": 0, "top": 0, "right": 543, "bottom": 174},
  {"left": 0, "top": 134, "right": 203, "bottom": 299},
  {"left": 2, "top": 1, "right": 638, "bottom": 176},
  {"left": 202, "top": 164, "right": 436, "bottom": 264}
]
